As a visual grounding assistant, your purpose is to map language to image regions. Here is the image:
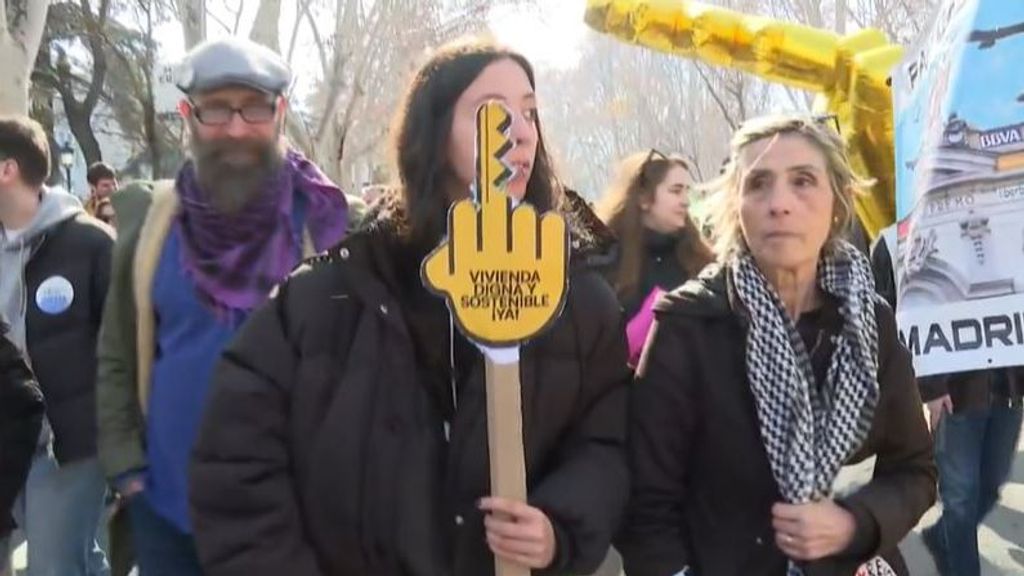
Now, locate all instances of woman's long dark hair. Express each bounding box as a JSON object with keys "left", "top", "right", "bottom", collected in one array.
[
  {"left": 390, "top": 37, "right": 561, "bottom": 248},
  {"left": 597, "top": 152, "right": 714, "bottom": 302}
]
